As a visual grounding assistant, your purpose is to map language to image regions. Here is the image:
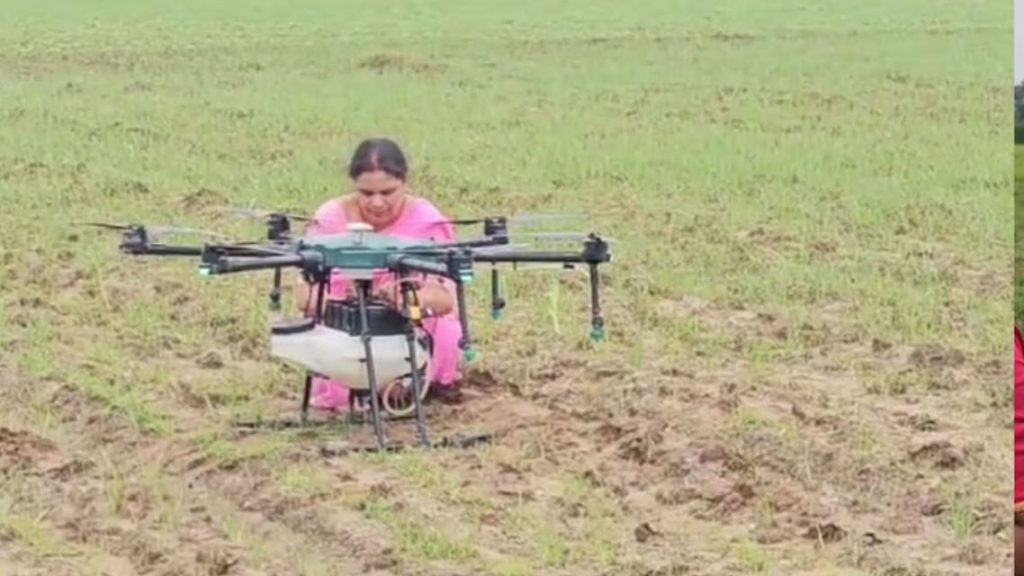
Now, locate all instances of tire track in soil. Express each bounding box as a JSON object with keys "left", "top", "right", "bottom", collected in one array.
[{"left": 0, "top": 374, "right": 399, "bottom": 576}]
